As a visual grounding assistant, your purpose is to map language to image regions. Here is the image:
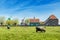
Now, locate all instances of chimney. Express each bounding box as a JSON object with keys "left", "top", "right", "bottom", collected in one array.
[{"left": 34, "top": 17, "right": 35, "bottom": 19}]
